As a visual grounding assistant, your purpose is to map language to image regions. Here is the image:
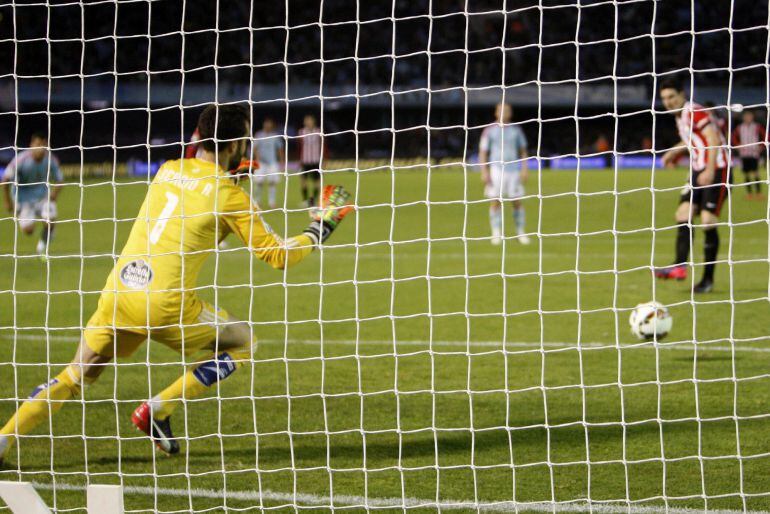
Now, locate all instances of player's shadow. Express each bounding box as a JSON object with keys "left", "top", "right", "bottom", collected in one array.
[
  {"left": 187, "top": 431, "right": 513, "bottom": 467},
  {"left": 22, "top": 419, "right": 721, "bottom": 472},
  {"left": 70, "top": 430, "right": 516, "bottom": 469},
  {"left": 671, "top": 352, "right": 735, "bottom": 362},
  {"left": 83, "top": 421, "right": 683, "bottom": 468}
]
